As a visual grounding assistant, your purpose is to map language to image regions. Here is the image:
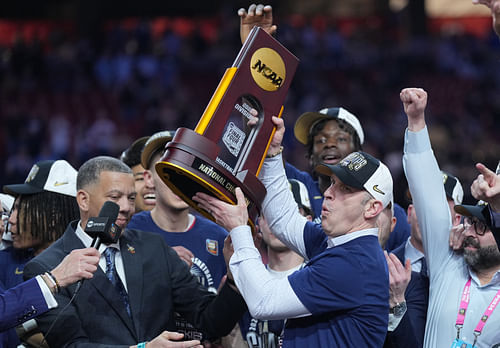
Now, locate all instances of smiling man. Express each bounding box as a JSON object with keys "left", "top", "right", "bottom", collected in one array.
[
  {"left": 120, "top": 136, "right": 156, "bottom": 212},
  {"left": 292, "top": 107, "right": 364, "bottom": 195},
  {"left": 194, "top": 117, "right": 391, "bottom": 347},
  {"left": 22, "top": 156, "right": 246, "bottom": 348}
]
